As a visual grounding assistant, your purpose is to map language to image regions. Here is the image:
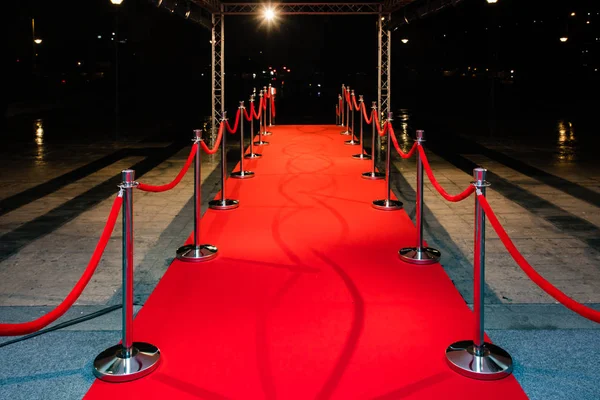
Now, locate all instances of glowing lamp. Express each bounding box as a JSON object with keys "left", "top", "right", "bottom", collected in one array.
[
  {"left": 560, "top": 37, "right": 568, "bottom": 42},
  {"left": 401, "top": 38, "right": 409, "bottom": 44}
]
